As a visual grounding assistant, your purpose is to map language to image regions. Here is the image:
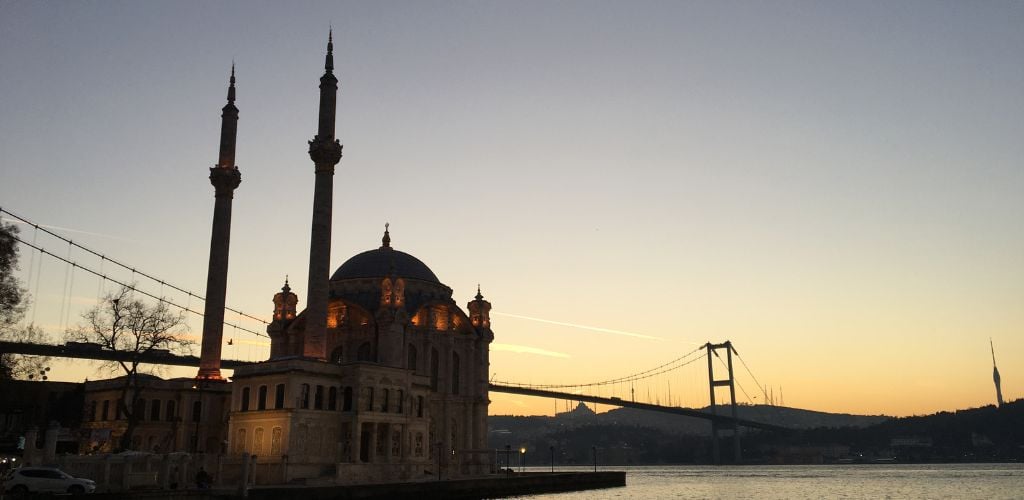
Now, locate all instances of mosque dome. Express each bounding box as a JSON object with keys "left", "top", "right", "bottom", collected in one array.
[{"left": 329, "top": 224, "right": 440, "bottom": 283}]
